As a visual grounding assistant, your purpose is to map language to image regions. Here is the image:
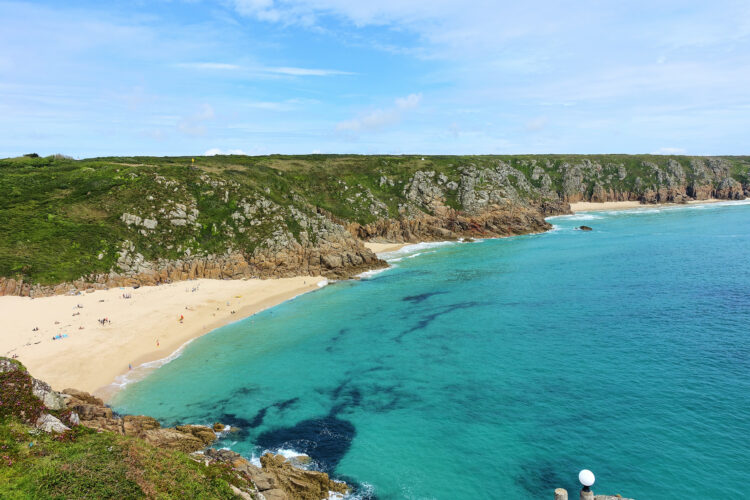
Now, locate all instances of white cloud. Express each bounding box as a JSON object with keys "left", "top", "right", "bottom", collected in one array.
[
  {"left": 204, "top": 148, "right": 249, "bottom": 155},
  {"left": 337, "top": 93, "right": 422, "bottom": 132},
  {"left": 652, "top": 147, "right": 686, "bottom": 155}
]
